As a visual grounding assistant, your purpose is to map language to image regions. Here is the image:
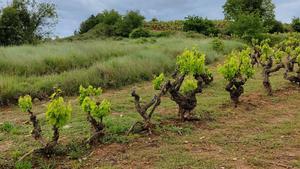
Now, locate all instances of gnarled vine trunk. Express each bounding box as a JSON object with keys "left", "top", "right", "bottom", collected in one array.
[
  {"left": 250, "top": 49, "right": 261, "bottom": 67},
  {"left": 166, "top": 74, "right": 204, "bottom": 121},
  {"left": 130, "top": 82, "right": 168, "bottom": 134},
  {"left": 28, "top": 110, "right": 43, "bottom": 142},
  {"left": 284, "top": 56, "right": 300, "bottom": 85},
  {"left": 262, "top": 58, "right": 285, "bottom": 96},
  {"left": 225, "top": 78, "right": 245, "bottom": 107},
  {"left": 286, "top": 67, "right": 300, "bottom": 86},
  {"left": 86, "top": 111, "right": 105, "bottom": 145},
  {"left": 43, "top": 126, "right": 59, "bottom": 154}
]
